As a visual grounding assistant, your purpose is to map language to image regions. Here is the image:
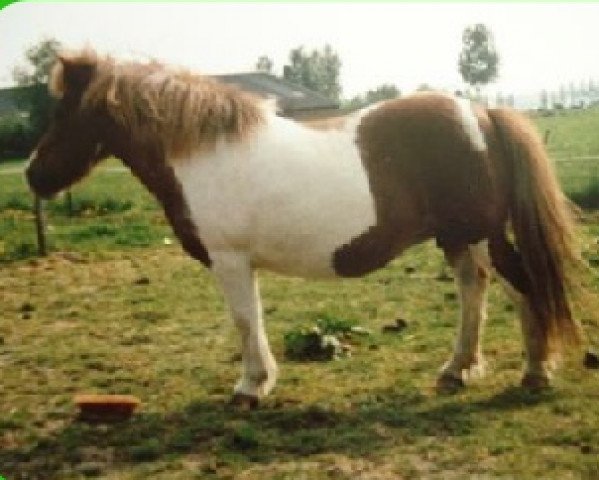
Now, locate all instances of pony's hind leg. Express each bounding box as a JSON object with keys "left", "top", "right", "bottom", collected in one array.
[
  {"left": 489, "top": 233, "right": 554, "bottom": 389},
  {"left": 211, "top": 252, "right": 278, "bottom": 405},
  {"left": 500, "top": 284, "right": 555, "bottom": 389},
  {"left": 438, "top": 241, "right": 491, "bottom": 390}
]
